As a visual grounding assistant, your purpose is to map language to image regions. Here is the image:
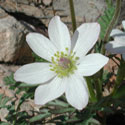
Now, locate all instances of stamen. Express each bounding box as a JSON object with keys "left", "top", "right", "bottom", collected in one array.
[
  {"left": 65, "top": 47, "right": 69, "bottom": 51},
  {"left": 50, "top": 48, "right": 79, "bottom": 78},
  {"left": 75, "top": 57, "right": 79, "bottom": 60}
]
